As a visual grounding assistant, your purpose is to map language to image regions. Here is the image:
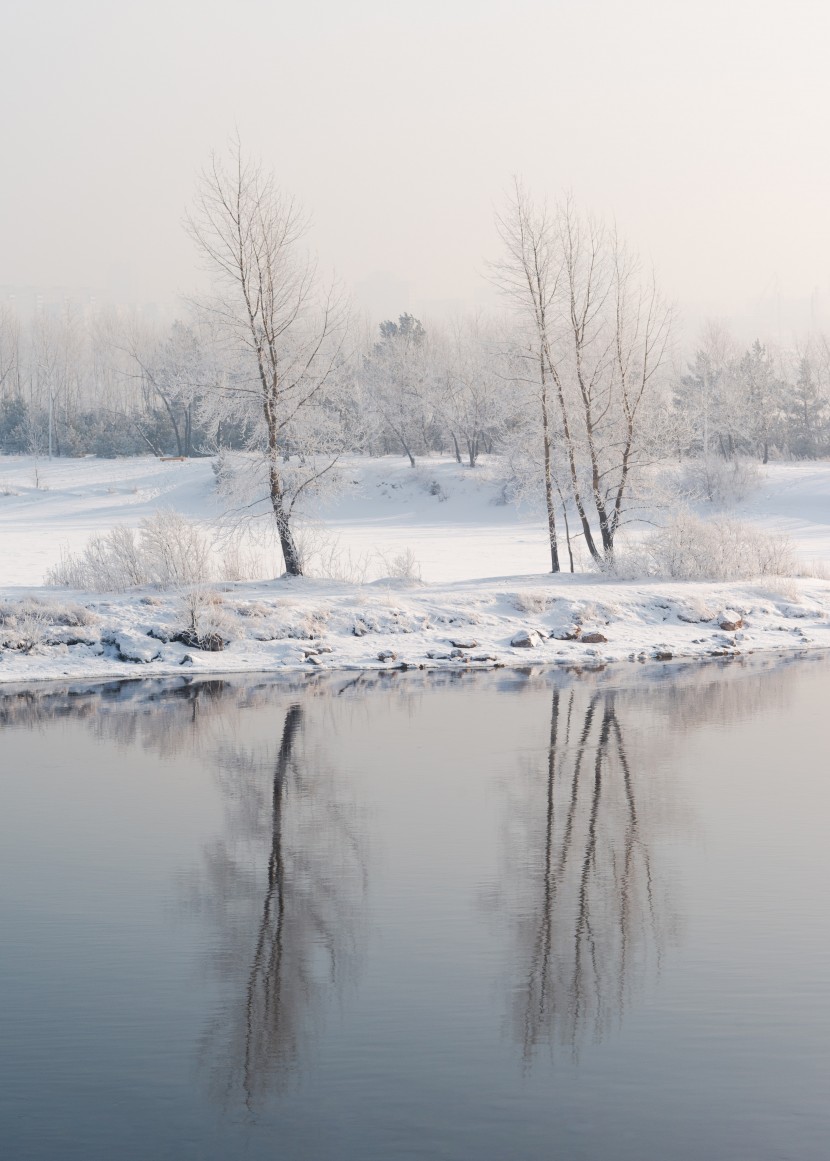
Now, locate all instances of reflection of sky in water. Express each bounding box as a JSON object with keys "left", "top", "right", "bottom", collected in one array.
[{"left": 1, "top": 659, "right": 829, "bottom": 1160}]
